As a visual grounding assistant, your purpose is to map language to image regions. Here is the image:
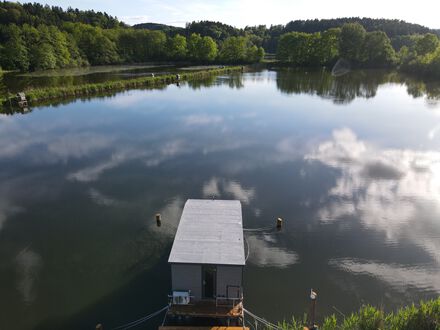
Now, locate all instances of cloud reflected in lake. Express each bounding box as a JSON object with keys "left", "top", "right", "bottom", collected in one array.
[
  {"left": 306, "top": 128, "right": 440, "bottom": 263},
  {"left": 202, "top": 177, "right": 255, "bottom": 205},
  {"left": 15, "top": 248, "right": 43, "bottom": 304},
  {"left": 329, "top": 258, "right": 440, "bottom": 294},
  {"left": 246, "top": 234, "right": 299, "bottom": 268}
]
